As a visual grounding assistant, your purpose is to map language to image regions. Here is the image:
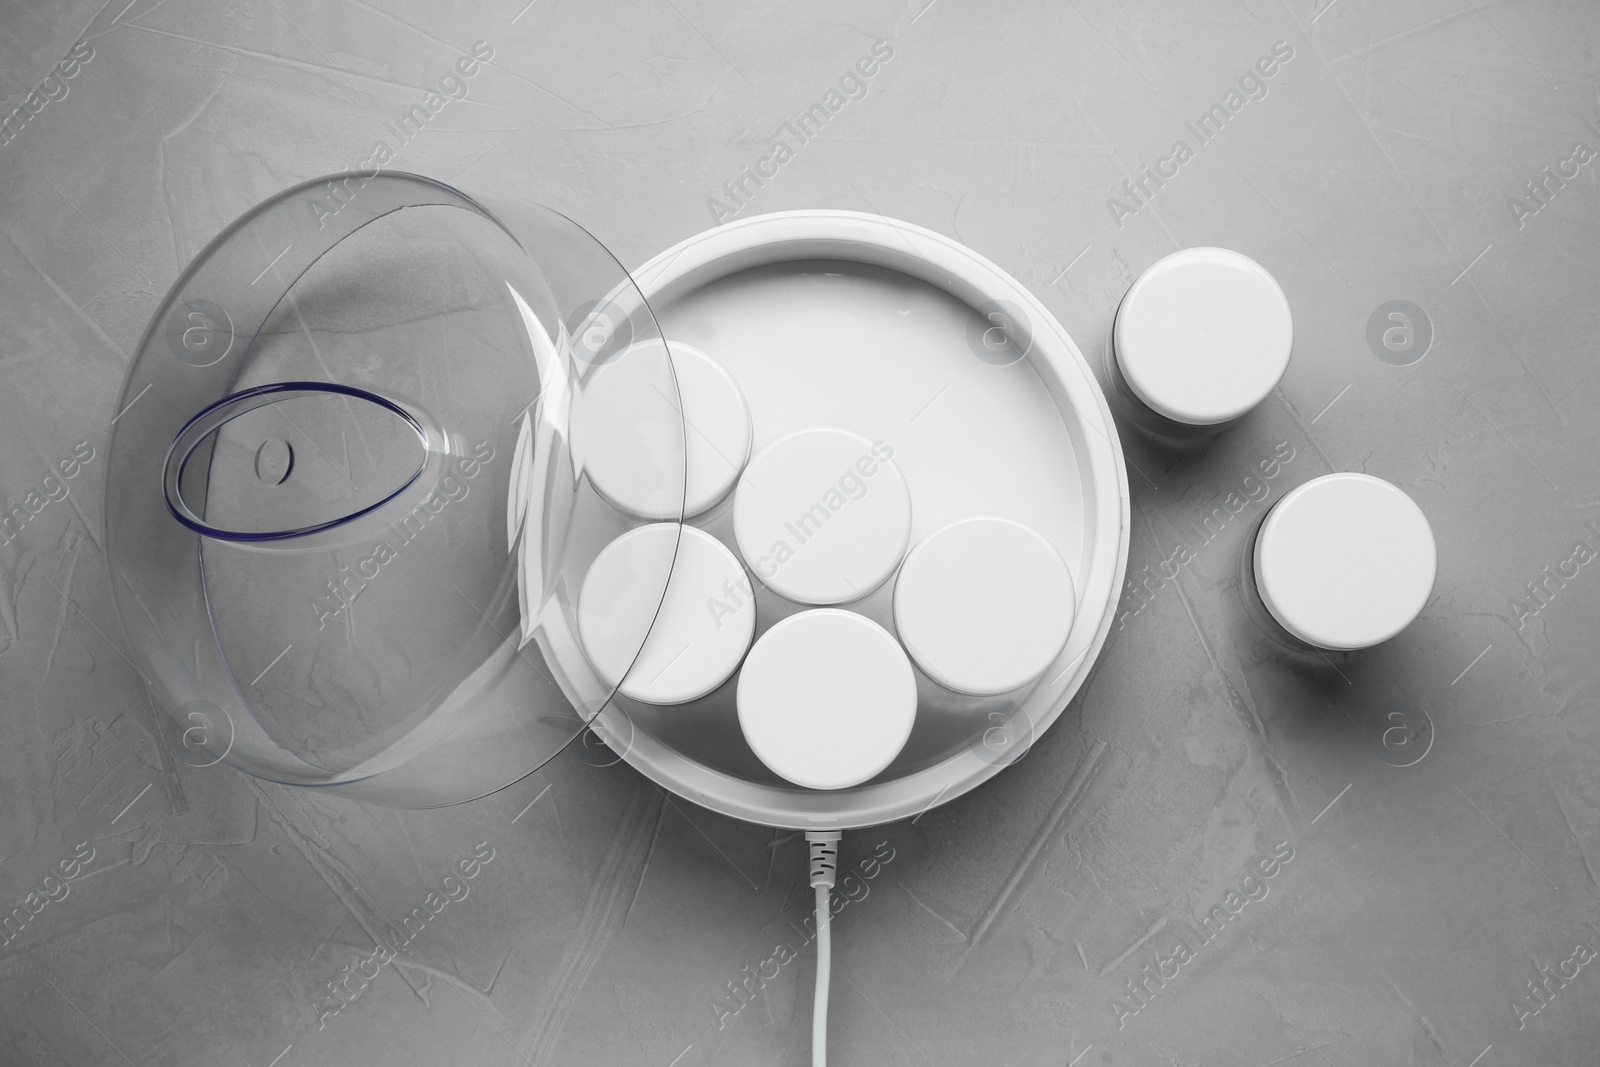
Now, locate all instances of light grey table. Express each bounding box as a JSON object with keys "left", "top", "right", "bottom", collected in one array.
[{"left": 2, "top": 1, "right": 1598, "bottom": 1064}]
